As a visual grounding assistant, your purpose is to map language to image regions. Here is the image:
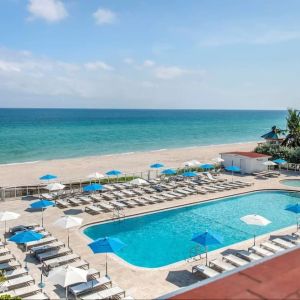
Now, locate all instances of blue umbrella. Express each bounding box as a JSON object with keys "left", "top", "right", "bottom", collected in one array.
[
  {"left": 30, "top": 200, "right": 55, "bottom": 227},
  {"left": 286, "top": 203, "right": 300, "bottom": 230},
  {"left": 200, "top": 164, "right": 215, "bottom": 170},
  {"left": 161, "top": 169, "right": 176, "bottom": 175},
  {"left": 39, "top": 174, "right": 57, "bottom": 181},
  {"left": 9, "top": 230, "right": 44, "bottom": 244},
  {"left": 192, "top": 231, "right": 223, "bottom": 265},
  {"left": 83, "top": 183, "right": 105, "bottom": 192},
  {"left": 105, "top": 170, "right": 122, "bottom": 176},
  {"left": 182, "top": 171, "right": 197, "bottom": 177},
  {"left": 150, "top": 163, "right": 164, "bottom": 169},
  {"left": 88, "top": 237, "right": 126, "bottom": 275},
  {"left": 225, "top": 166, "right": 241, "bottom": 172},
  {"left": 273, "top": 158, "right": 287, "bottom": 165}
]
